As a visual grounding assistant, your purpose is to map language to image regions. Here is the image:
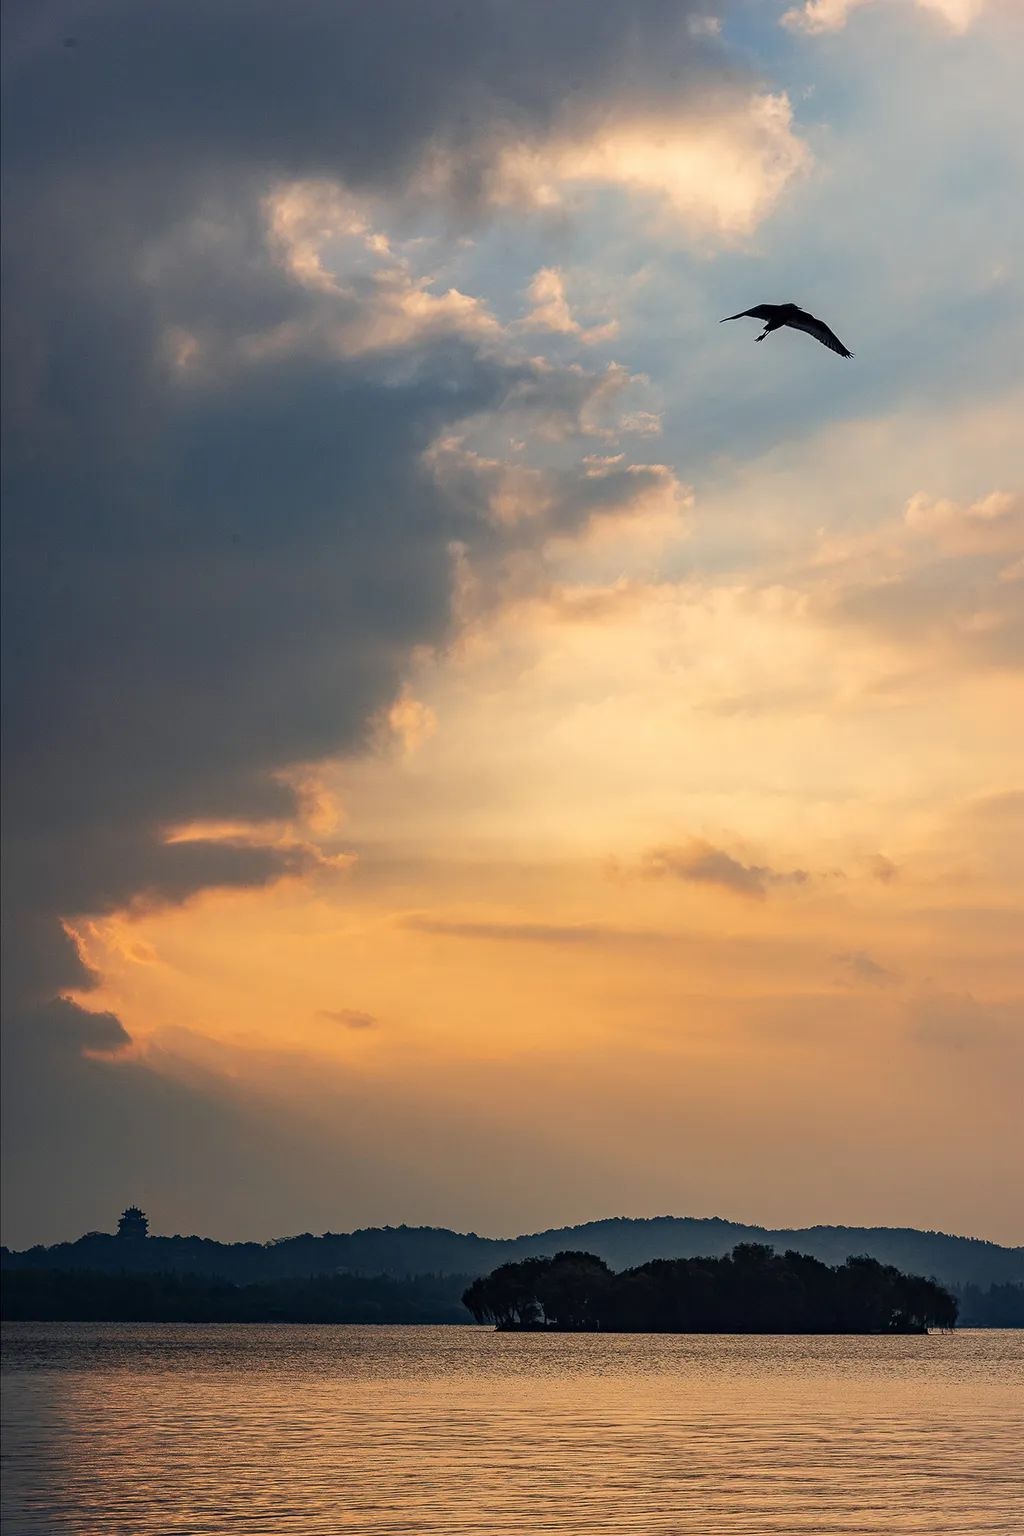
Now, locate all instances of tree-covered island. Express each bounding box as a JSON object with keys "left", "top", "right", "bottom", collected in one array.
[{"left": 462, "top": 1244, "right": 959, "bottom": 1333}]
